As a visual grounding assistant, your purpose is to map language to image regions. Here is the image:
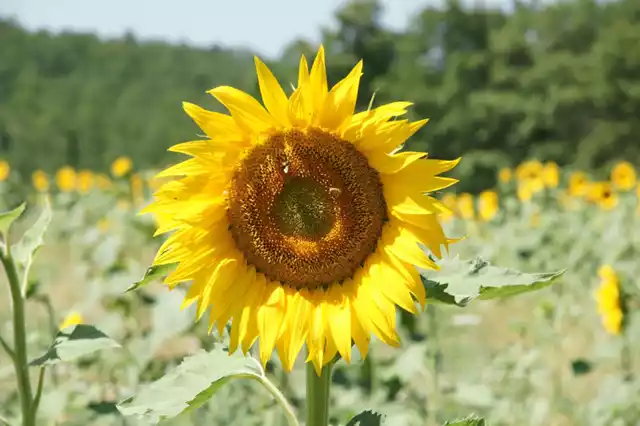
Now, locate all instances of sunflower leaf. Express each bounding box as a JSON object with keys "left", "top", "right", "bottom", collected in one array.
[
  {"left": 443, "top": 414, "right": 486, "bottom": 425},
  {"left": 420, "top": 256, "right": 565, "bottom": 307},
  {"left": 11, "top": 198, "right": 52, "bottom": 266},
  {"left": 126, "top": 262, "right": 178, "bottom": 293},
  {"left": 30, "top": 324, "right": 120, "bottom": 366},
  {"left": 116, "top": 347, "right": 265, "bottom": 423},
  {"left": 346, "top": 410, "right": 386, "bottom": 426},
  {"left": 0, "top": 202, "right": 26, "bottom": 237}
]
